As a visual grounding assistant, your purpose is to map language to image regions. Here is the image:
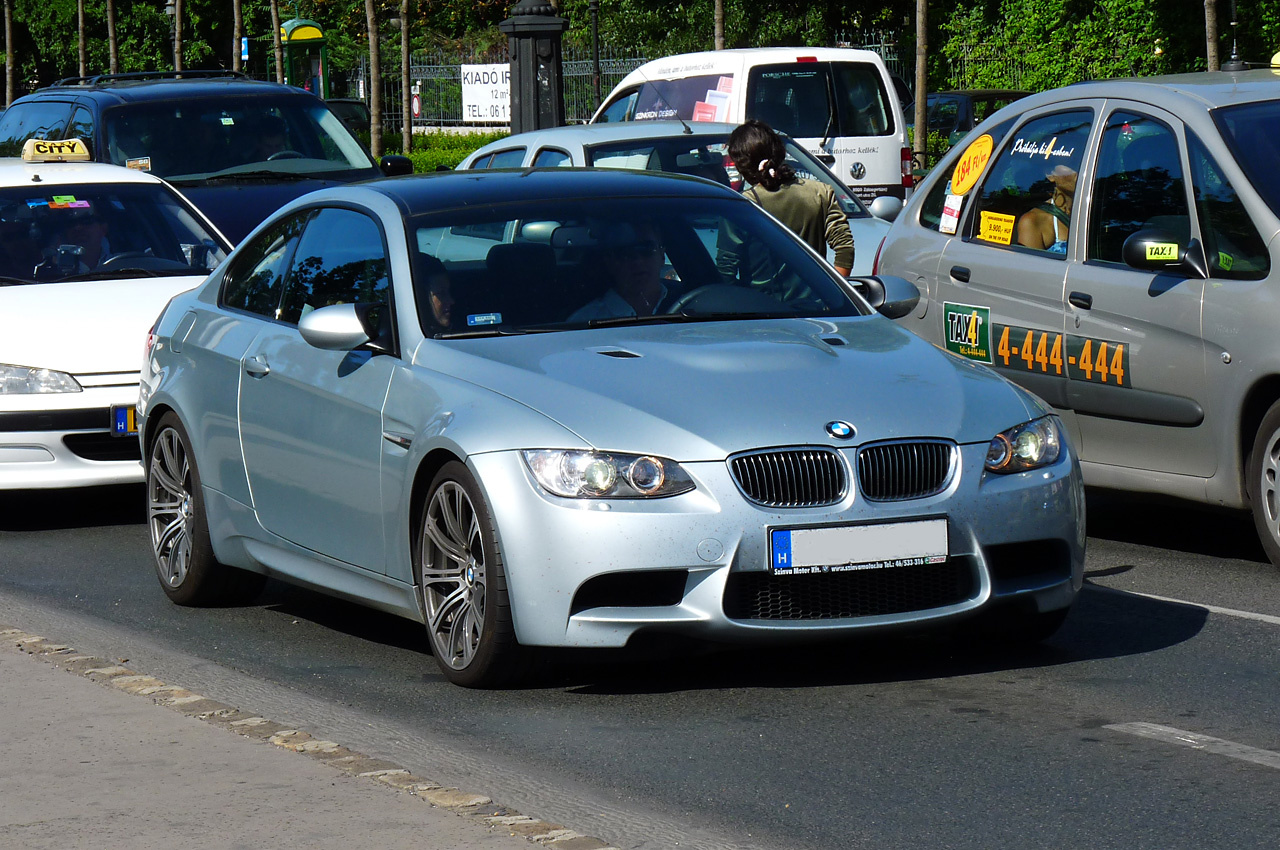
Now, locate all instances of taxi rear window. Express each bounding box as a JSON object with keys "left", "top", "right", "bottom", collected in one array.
[{"left": 1213, "top": 100, "right": 1280, "bottom": 219}]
